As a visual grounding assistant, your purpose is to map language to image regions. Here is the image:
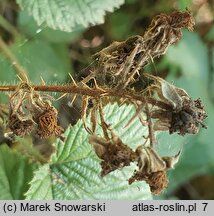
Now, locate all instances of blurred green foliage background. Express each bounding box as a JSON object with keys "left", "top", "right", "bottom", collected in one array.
[{"left": 0, "top": 0, "right": 214, "bottom": 199}]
